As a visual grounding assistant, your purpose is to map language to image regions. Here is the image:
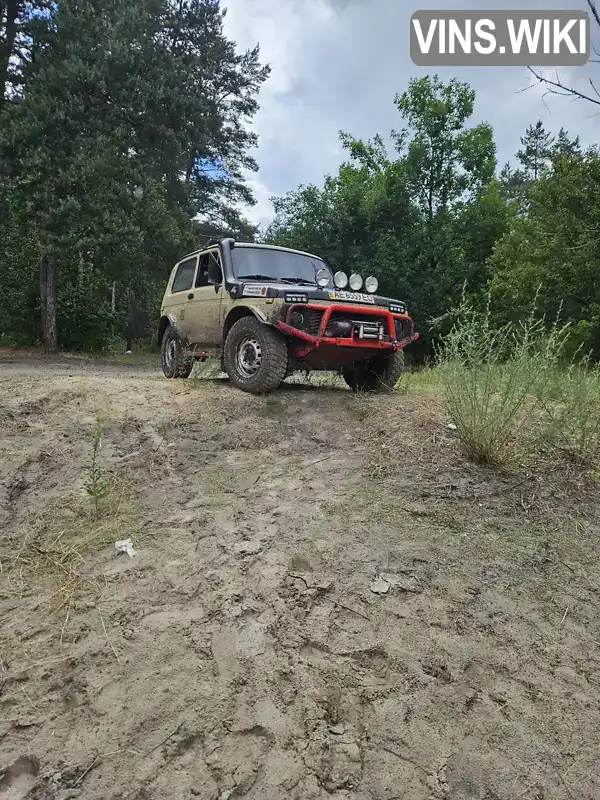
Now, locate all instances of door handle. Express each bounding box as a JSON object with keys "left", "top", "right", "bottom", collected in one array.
[{"left": 187, "top": 293, "right": 194, "bottom": 300}]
